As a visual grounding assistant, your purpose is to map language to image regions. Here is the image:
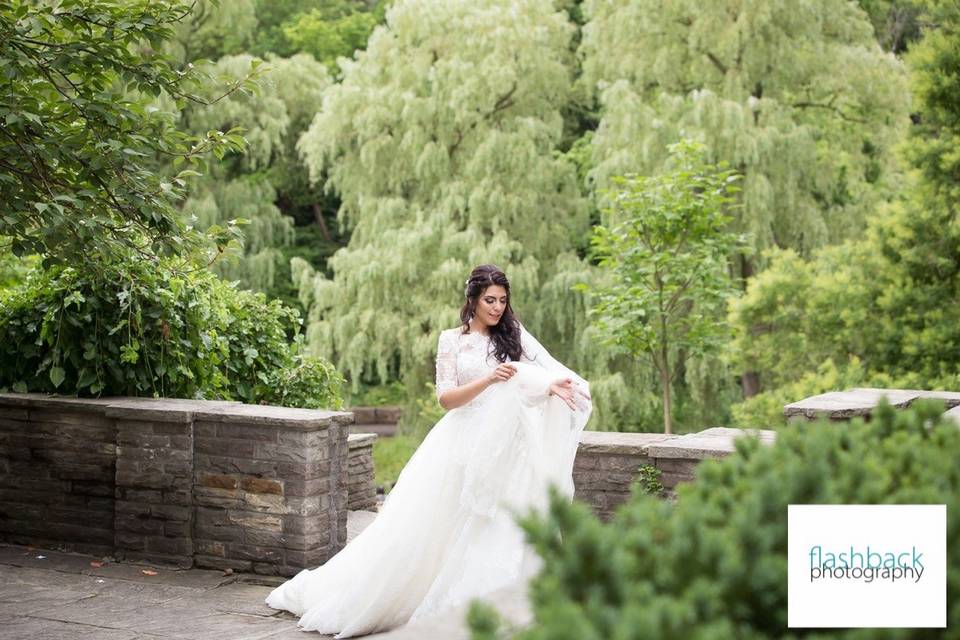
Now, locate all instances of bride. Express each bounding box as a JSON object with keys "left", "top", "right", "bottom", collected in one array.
[{"left": 265, "top": 264, "right": 593, "bottom": 637}]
